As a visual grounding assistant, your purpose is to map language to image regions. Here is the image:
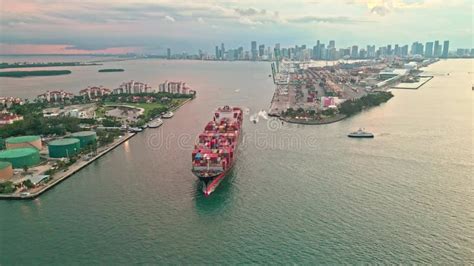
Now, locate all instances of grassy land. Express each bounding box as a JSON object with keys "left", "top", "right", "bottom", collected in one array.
[
  {"left": 104, "top": 102, "right": 166, "bottom": 116},
  {"left": 0, "top": 70, "right": 72, "bottom": 77}
]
